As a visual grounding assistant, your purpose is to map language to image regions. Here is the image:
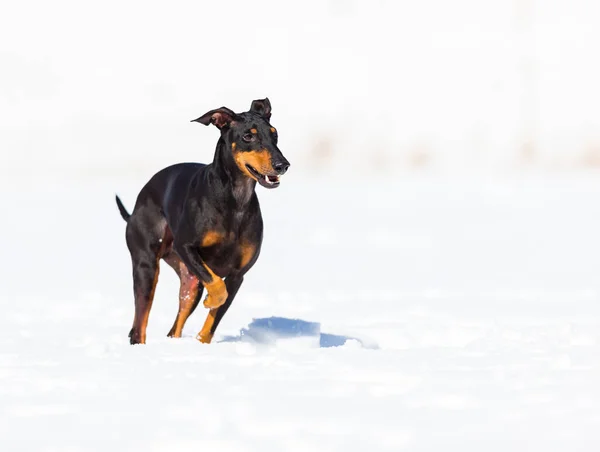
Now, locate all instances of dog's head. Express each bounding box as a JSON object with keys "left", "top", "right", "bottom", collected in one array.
[{"left": 192, "top": 98, "right": 290, "bottom": 189}]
